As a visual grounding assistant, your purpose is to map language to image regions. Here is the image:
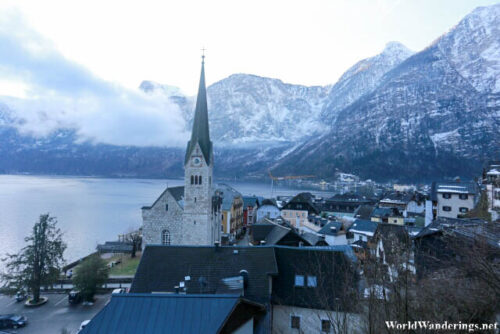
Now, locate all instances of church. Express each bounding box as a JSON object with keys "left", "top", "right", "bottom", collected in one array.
[{"left": 141, "top": 56, "right": 222, "bottom": 247}]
